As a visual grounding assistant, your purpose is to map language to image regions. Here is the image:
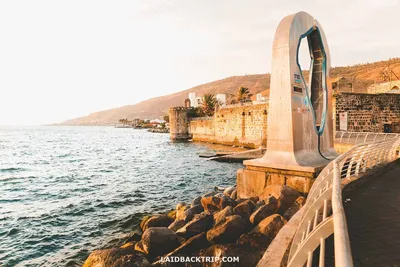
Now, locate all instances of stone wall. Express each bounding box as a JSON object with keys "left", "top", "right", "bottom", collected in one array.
[
  {"left": 189, "top": 103, "right": 268, "bottom": 148},
  {"left": 334, "top": 93, "right": 400, "bottom": 132},
  {"left": 170, "top": 93, "right": 400, "bottom": 145}
]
